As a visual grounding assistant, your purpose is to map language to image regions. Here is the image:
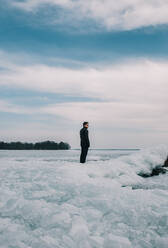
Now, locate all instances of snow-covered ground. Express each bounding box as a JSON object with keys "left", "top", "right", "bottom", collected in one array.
[{"left": 0, "top": 146, "right": 168, "bottom": 248}]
